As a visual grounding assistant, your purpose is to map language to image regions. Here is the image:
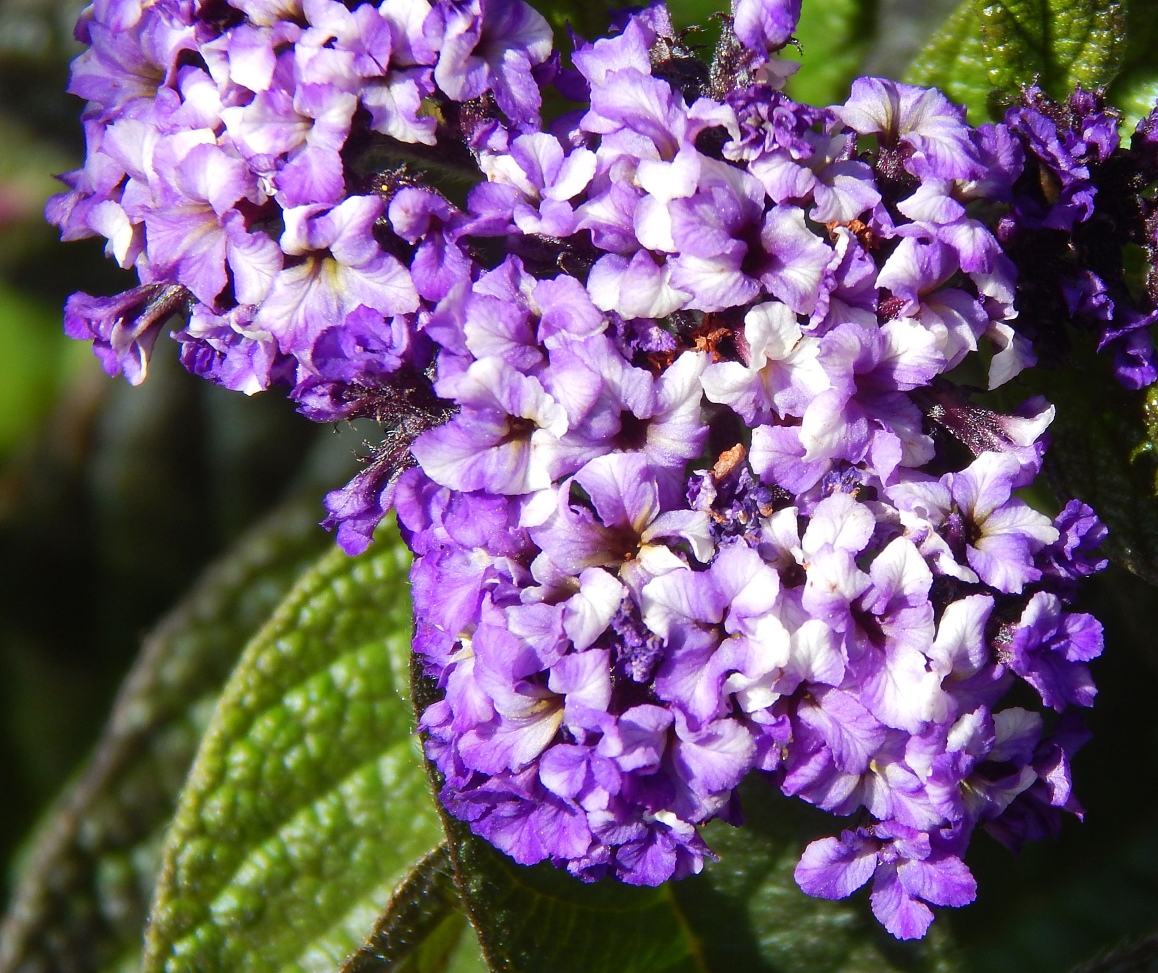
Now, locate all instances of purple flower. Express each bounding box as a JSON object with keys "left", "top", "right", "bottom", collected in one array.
[
  {"left": 413, "top": 356, "right": 568, "bottom": 495},
  {"left": 1006, "top": 593, "right": 1102, "bottom": 711},
  {"left": 139, "top": 141, "right": 281, "bottom": 306},
  {"left": 1038, "top": 500, "right": 1109, "bottom": 583},
  {"left": 65, "top": 283, "right": 189, "bottom": 384},
  {"left": 253, "top": 196, "right": 419, "bottom": 365},
  {"left": 731, "top": 0, "right": 801, "bottom": 59},
  {"left": 428, "top": 0, "right": 552, "bottom": 126},
  {"left": 795, "top": 822, "right": 976, "bottom": 940},
  {"left": 835, "top": 77, "right": 983, "bottom": 181},
  {"left": 888, "top": 452, "right": 1058, "bottom": 594},
  {"left": 176, "top": 303, "right": 289, "bottom": 394}
]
